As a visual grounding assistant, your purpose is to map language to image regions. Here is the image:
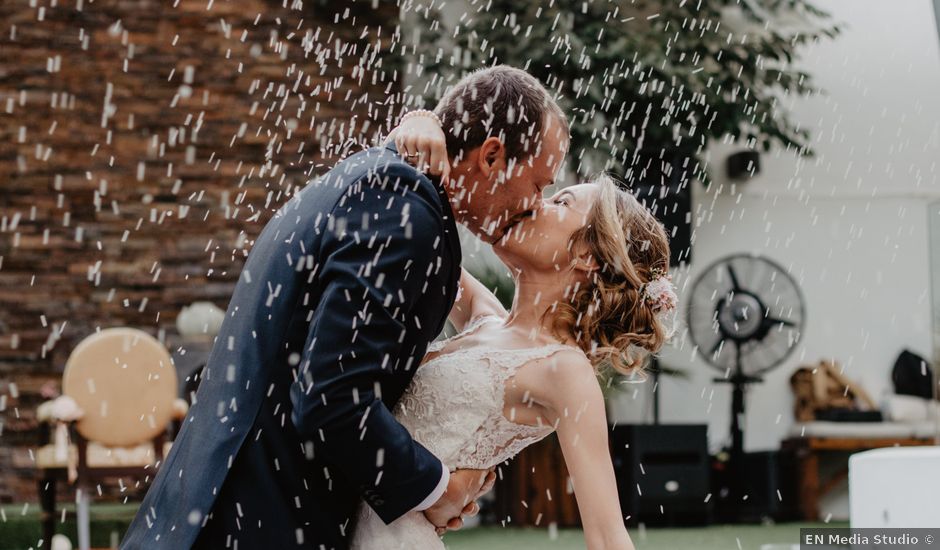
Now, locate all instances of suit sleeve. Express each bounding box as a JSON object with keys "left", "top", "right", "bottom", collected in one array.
[{"left": 290, "top": 170, "right": 448, "bottom": 524}]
